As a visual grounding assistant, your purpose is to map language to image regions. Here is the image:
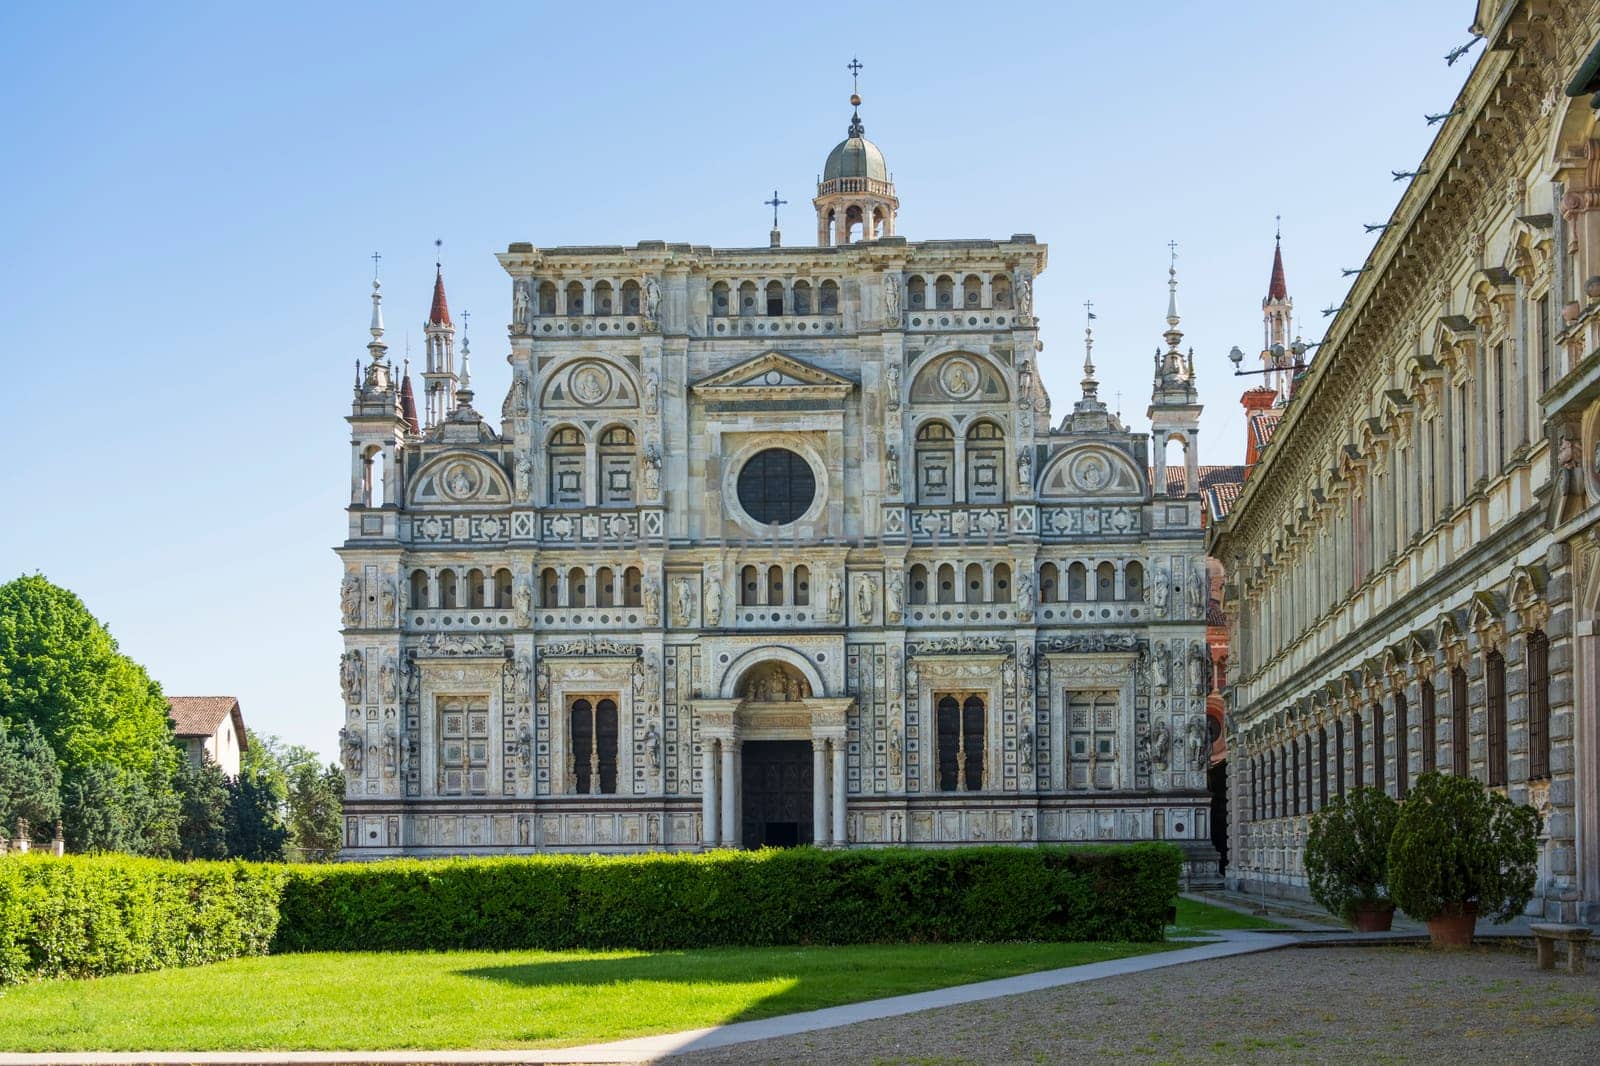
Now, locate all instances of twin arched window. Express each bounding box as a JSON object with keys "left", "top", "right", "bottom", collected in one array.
[
  {"left": 548, "top": 425, "right": 636, "bottom": 507},
  {"left": 913, "top": 420, "right": 1006, "bottom": 504}
]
